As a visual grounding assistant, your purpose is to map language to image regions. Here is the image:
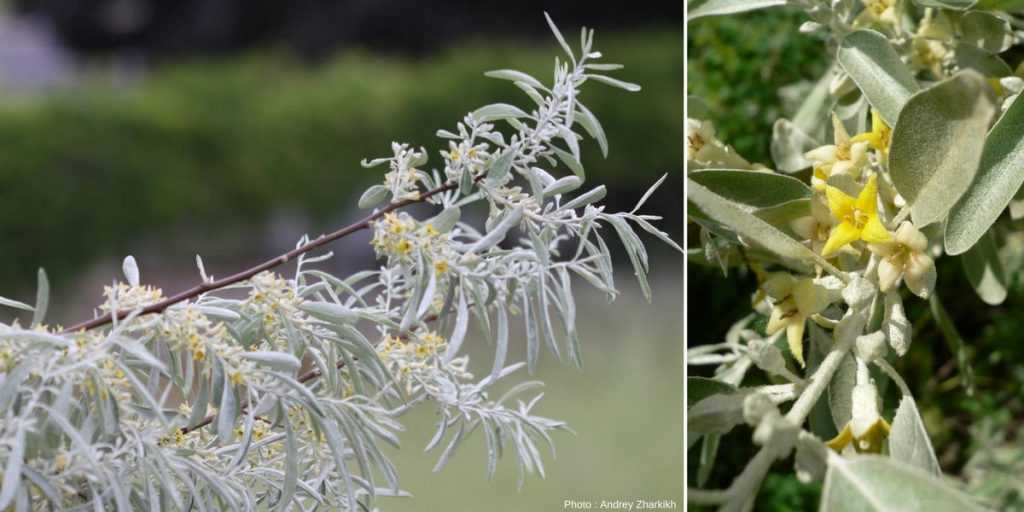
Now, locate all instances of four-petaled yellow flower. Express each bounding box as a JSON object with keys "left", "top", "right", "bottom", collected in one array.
[
  {"left": 763, "top": 273, "right": 830, "bottom": 367},
  {"left": 826, "top": 384, "right": 891, "bottom": 454},
  {"left": 822, "top": 175, "right": 891, "bottom": 258},
  {"left": 850, "top": 110, "right": 892, "bottom": 157},
  {"left": 827, "top": 417, "right": 891, "bottom": 454}
]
